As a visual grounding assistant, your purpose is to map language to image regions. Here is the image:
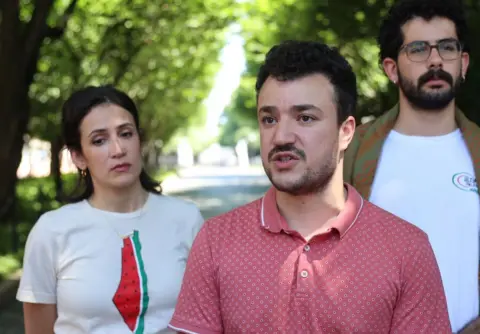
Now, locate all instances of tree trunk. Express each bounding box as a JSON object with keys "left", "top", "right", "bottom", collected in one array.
[
  {"left": 0, "top": 0, "right": 77, "bottom": 224},
  {"left": 0, "top": 1, "right": 29, "bottom": 222}
]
